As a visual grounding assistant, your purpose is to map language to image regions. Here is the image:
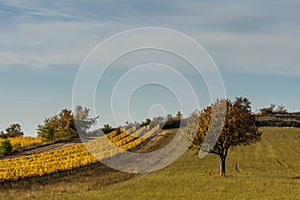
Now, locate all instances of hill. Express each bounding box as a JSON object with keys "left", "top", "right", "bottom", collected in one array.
[
  {"left": 1, "top": 128, "right": 300, "bottom": 199},
  {"left": 55, "top": 128, "right": 300, "bottom": 199}
]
